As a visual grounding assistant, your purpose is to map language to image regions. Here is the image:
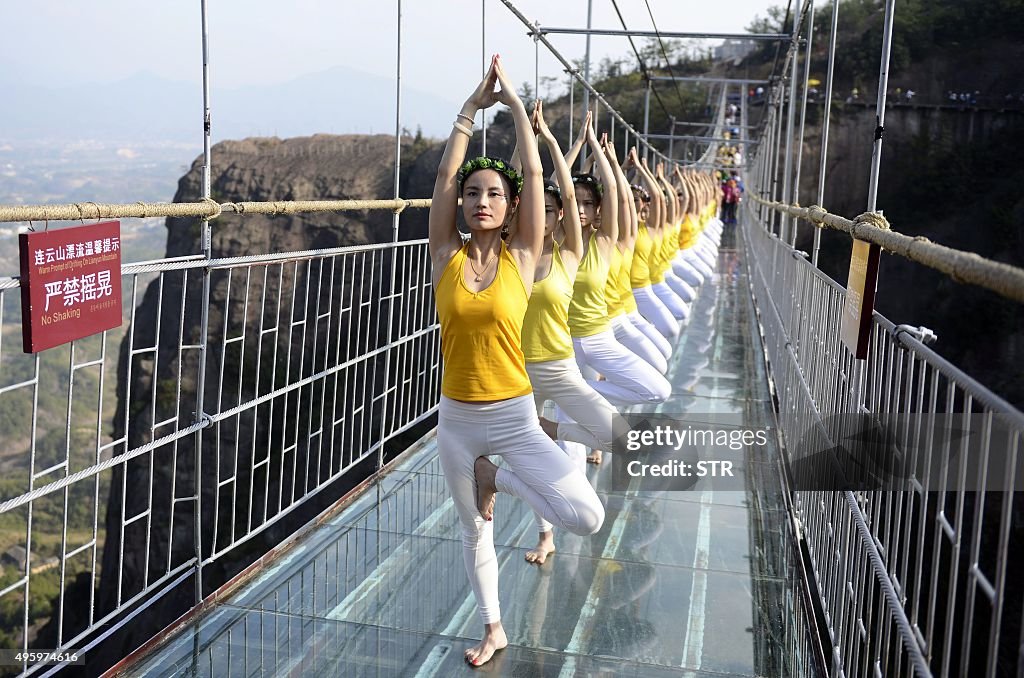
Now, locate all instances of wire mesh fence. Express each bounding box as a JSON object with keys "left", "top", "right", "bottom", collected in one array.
[
  {"left": 0, "top": 227, "right": 440, "bottom": 676},
  {"left": 742, "top": 203, "right": 1024, "bottom": 677}
]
